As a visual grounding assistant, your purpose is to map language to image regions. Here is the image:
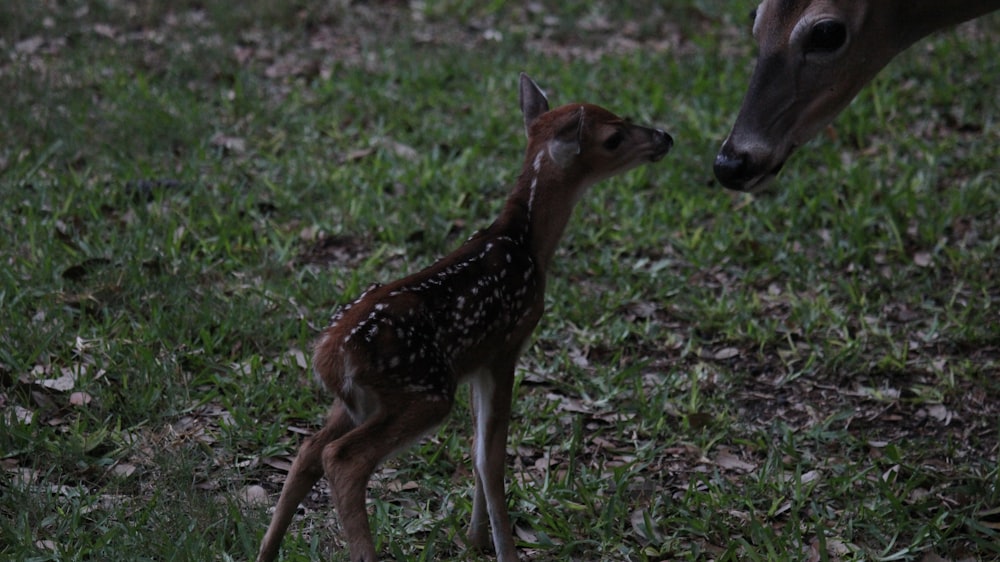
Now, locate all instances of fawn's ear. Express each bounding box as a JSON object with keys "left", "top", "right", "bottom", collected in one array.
[
  {"left": 519, "top": 73, "right": 549, "bottom": 137},
  {"left": 547, "top": 106, "right": 584, "bottom": 169}
]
